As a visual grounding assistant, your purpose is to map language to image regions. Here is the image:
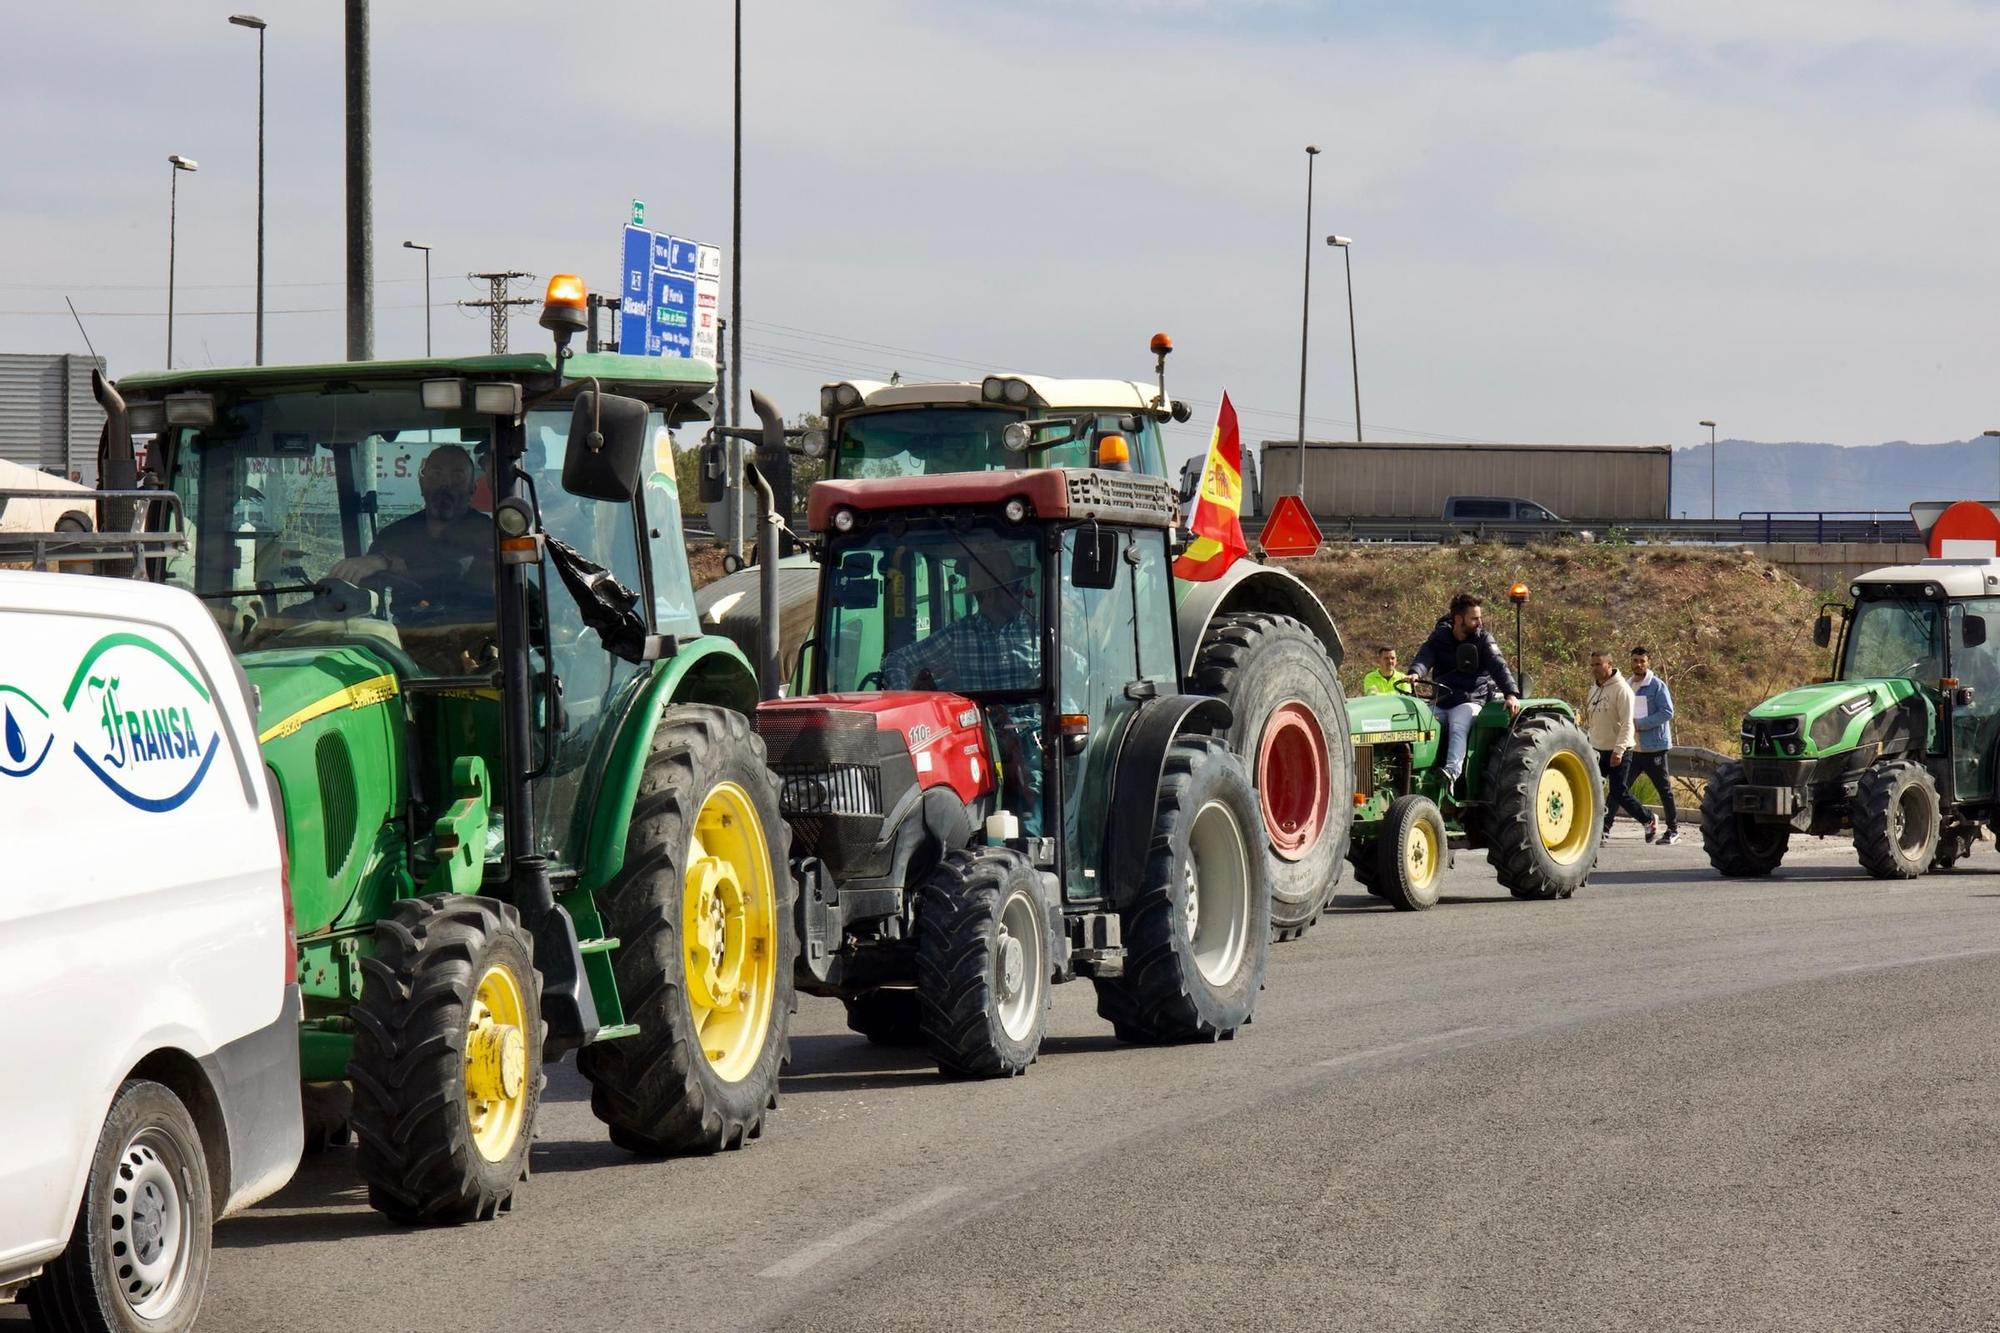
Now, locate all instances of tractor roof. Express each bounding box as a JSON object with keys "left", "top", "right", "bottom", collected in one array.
[
  {"left": 808, "top": 468, "right": 1178, "bottom": 533},
  {"left": 120, "top": 351, "right": 716, "bottom": 410},
  {"left": 1853, "top": 559, "right": 2000, "bottom": 598},
  {"left": 825, "top": 377, "right": 1161, "bottom": 415}
]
